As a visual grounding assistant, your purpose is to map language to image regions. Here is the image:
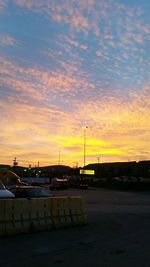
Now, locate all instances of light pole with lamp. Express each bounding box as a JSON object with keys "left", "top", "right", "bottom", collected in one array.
[
  {"left": 58, "top": 147, "right": 61, "bottom": 165},
  {"left": 83, "top": 126, "right": 88, "bottom": 167}
]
